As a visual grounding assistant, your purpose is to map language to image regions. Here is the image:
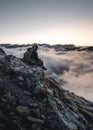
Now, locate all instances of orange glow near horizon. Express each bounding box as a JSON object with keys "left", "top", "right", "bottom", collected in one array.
[{"left": 0, "top": 22, "right": 93, "bottom": 46}]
